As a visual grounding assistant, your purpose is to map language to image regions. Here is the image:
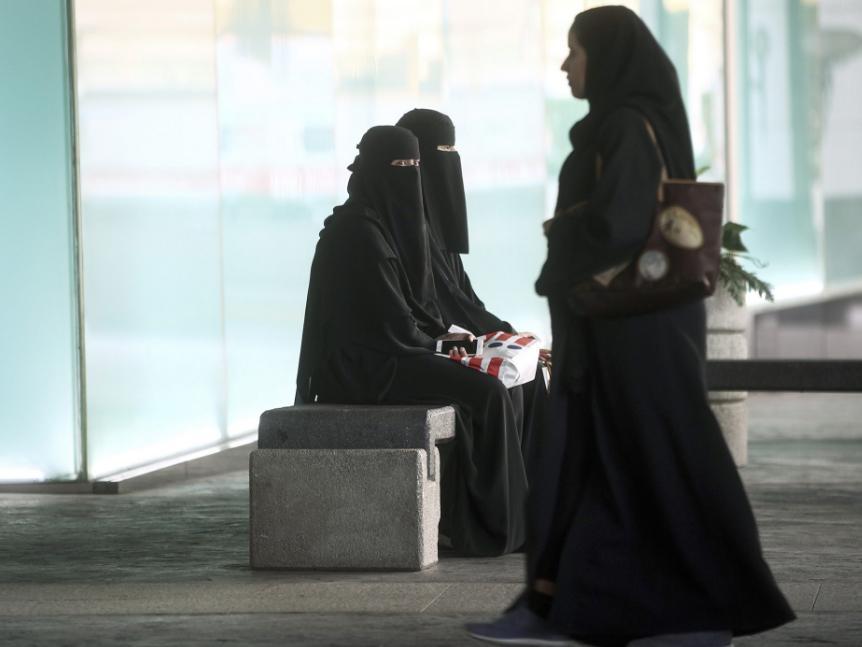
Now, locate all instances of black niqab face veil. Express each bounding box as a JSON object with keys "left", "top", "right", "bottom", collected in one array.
[
  {"left": 346, "top": 125, "right": 439, "bottom": 315},
  {"left": 397, "top": 109, "right": 470, "bottom": 254},
  {"left": 570, "top": 5, "right": 695, "bottom": 176}
]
